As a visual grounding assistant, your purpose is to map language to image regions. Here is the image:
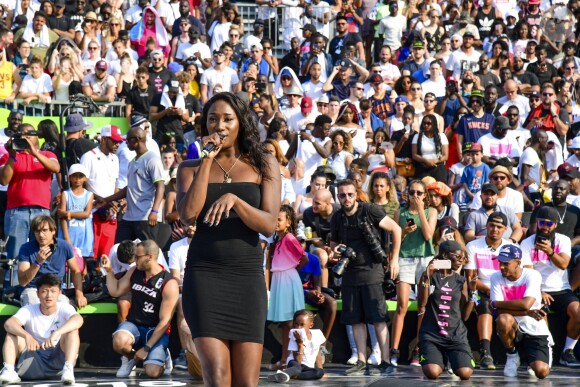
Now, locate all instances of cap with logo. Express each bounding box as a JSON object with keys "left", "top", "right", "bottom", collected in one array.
[
  {"left": 487, "top": 211, "right": 508, "bottom": 226},
  {"left": 470, "top": 89, "right": 484, "bottom": 101},
  {"left": 394, "top": 96, "right": 408, "bottom": 104},
  {"left": 439, "top": 216, "right": 458, "bottom": 231},
  {"left": 100, "top": 125, "right": 124, "bottom": 142},
  {"left": 412, "top": 41, "right": 425, "bottom": 49},
  {"left": 368, "top": 73, "right": 382, "bottom": 84},
  {"left": 167, "top": 80, "right": 180, "bottom": 93},
  {"left": 468, "top": 142, "right": 483, "bottom": 152},
  {"left": 557, "top": 162, "right": 580, "bottom": 179},
  {"left": 481, "top": 182, "right": 499, "bottom": 195},
  {"left": 301, "top": 96, "right": 313, "bottom": 113},
  {"left": 336, "top": 59, "right": 351, "bottom": 70},
  {"left": 95, "top": 60, "right": 108, "bottom": 71},
  {"left": 495, "top": 244, "right": 522, "bottom": 262},
  {"left": 537, "top": 206, "right": 560, "bottom": 223}
]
